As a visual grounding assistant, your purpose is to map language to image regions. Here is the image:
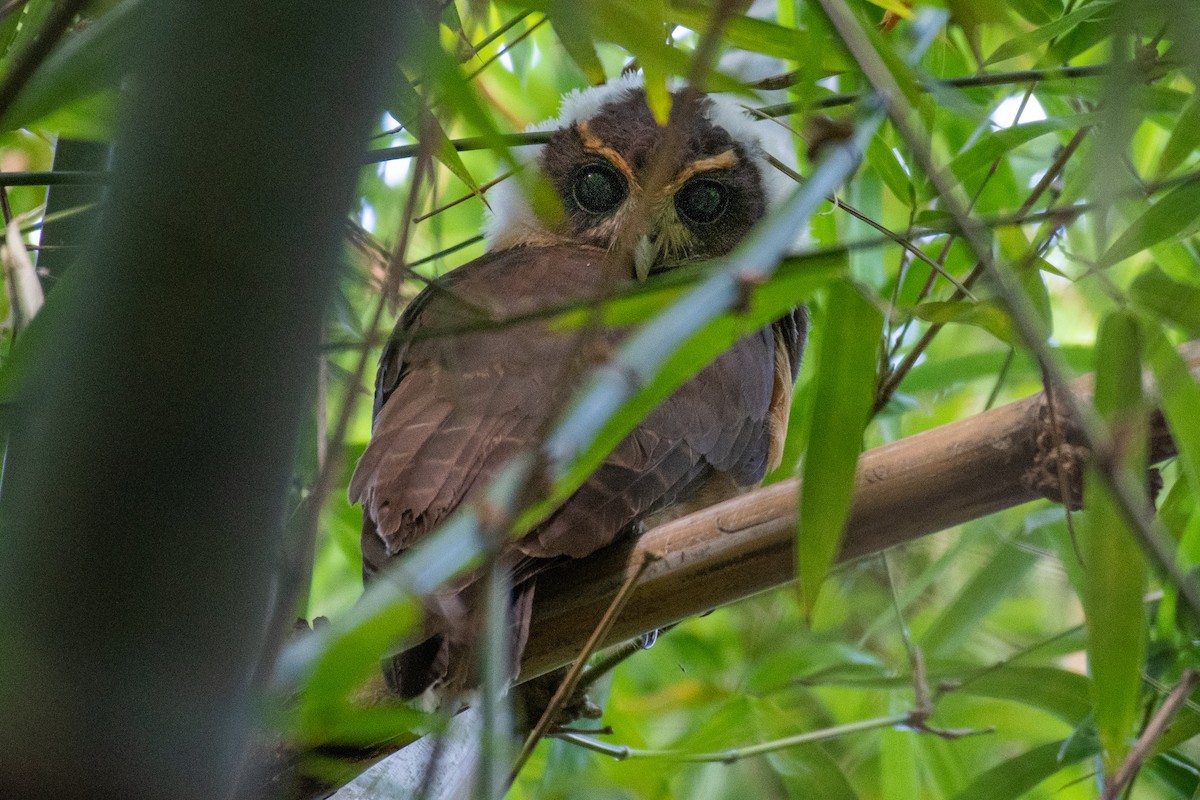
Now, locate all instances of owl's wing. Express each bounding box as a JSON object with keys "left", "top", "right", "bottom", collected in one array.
[
  {"left": 351, "top": 245, "right": 808, "bottom": 571},
  {"left": 520, "top": 306, "right": 808, "bottom": 558},
  {"left": 349, "top": 244, "right": 624, "bottom": 576}
]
